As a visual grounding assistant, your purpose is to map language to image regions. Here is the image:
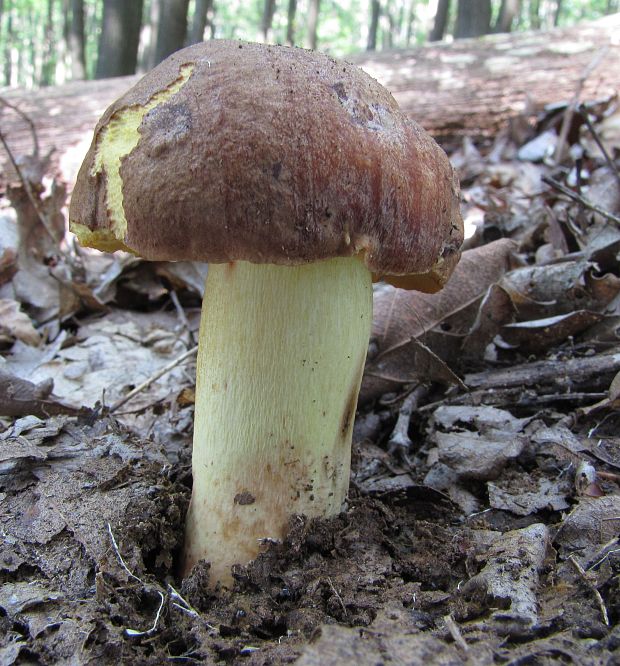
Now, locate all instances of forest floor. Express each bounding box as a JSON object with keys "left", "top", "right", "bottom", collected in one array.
[{"left": 1, "top": 86, "right": 620, "bottom": 664}]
